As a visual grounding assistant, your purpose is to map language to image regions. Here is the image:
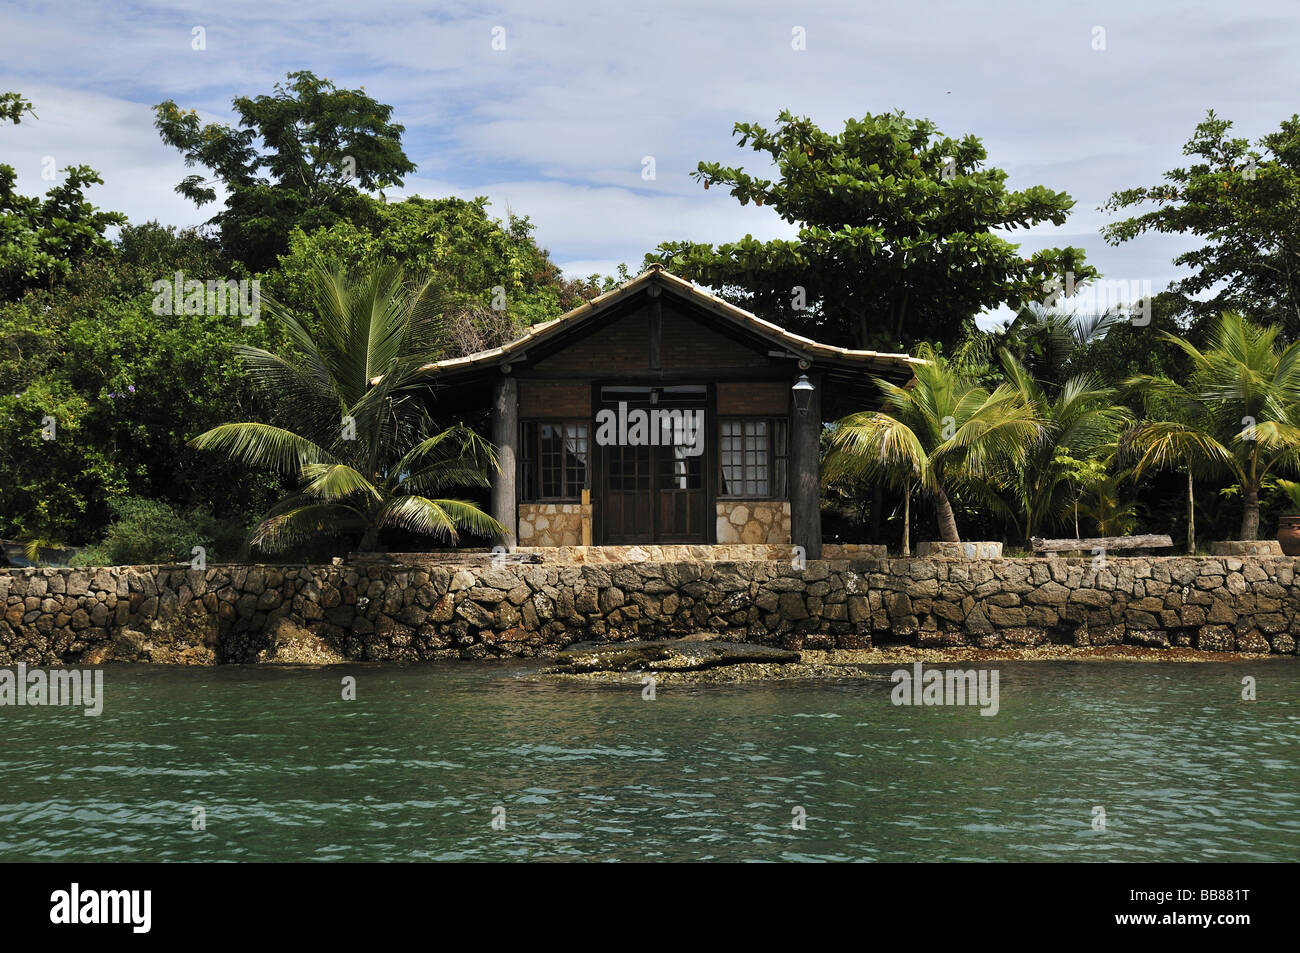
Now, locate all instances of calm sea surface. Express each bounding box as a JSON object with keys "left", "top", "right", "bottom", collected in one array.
[{"left": 2, "top": 660, "right": 1298, "bottom": 862}]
